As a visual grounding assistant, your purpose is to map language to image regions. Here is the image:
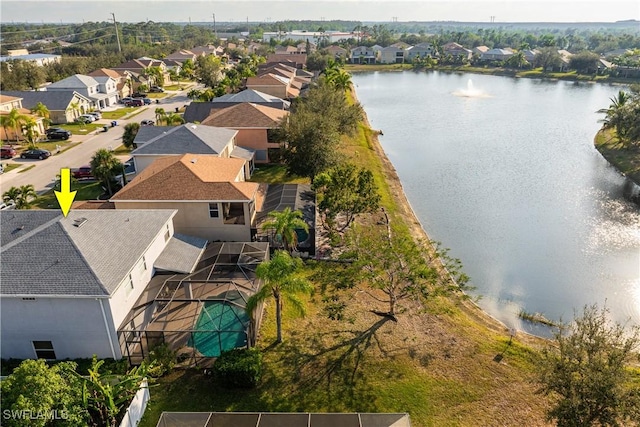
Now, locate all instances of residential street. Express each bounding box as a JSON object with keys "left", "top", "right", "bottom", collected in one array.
[{"left": 0, "top": 89, "right": 195, "bottom": 194}]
